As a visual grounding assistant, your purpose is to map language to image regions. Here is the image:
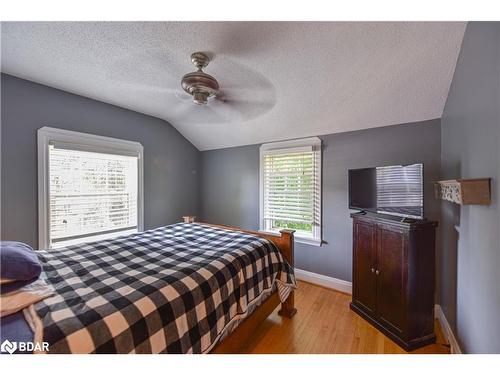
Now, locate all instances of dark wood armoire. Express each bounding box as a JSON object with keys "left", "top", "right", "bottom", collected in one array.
[{"left": 350, "top": 212, "right": 438, "bottom": 351}]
